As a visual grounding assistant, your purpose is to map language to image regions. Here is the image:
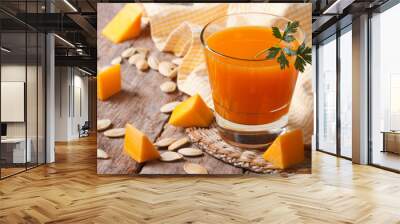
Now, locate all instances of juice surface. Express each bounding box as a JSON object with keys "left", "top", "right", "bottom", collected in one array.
[{"left": 204, "top": 26, "right": 299, "bottom": 125}]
